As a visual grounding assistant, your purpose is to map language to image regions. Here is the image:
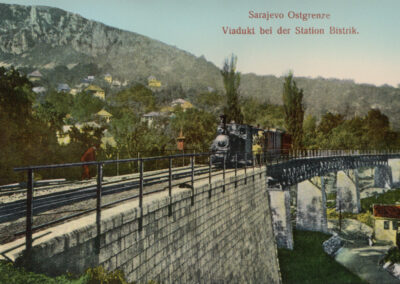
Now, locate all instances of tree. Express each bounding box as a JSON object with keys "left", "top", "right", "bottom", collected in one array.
[
  {"left": 71, "top": 92, "right": 105, "bottom": 122},
  {"left": 221, "top": 55, "right": 243, "bottom": 124},
  {"left": 109, "top": 84, "right": 156, "bottom": 115},
  {"left": 170, "top": 108, "right": 217, "bottom": 151},
  {"left": 365, "top": 109, "right": 391, "bottom": 149},
  {"left": 35, "top": 90, "right": 74, "bottom": 131},
  {"left": 194, "top": 90, "right": 224, "bottom": 116},
  {"left": 317, "top": 112, "right": 345, "bottom": 135},
  {"left": 0, "top": 67, "right": 60, "bottom": 184},
  {"left": 282, "top": 72, "right": 305, "bottom": 149},
  {"left": 303, "top": 115, "right": 317, "bottom": 148}
]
